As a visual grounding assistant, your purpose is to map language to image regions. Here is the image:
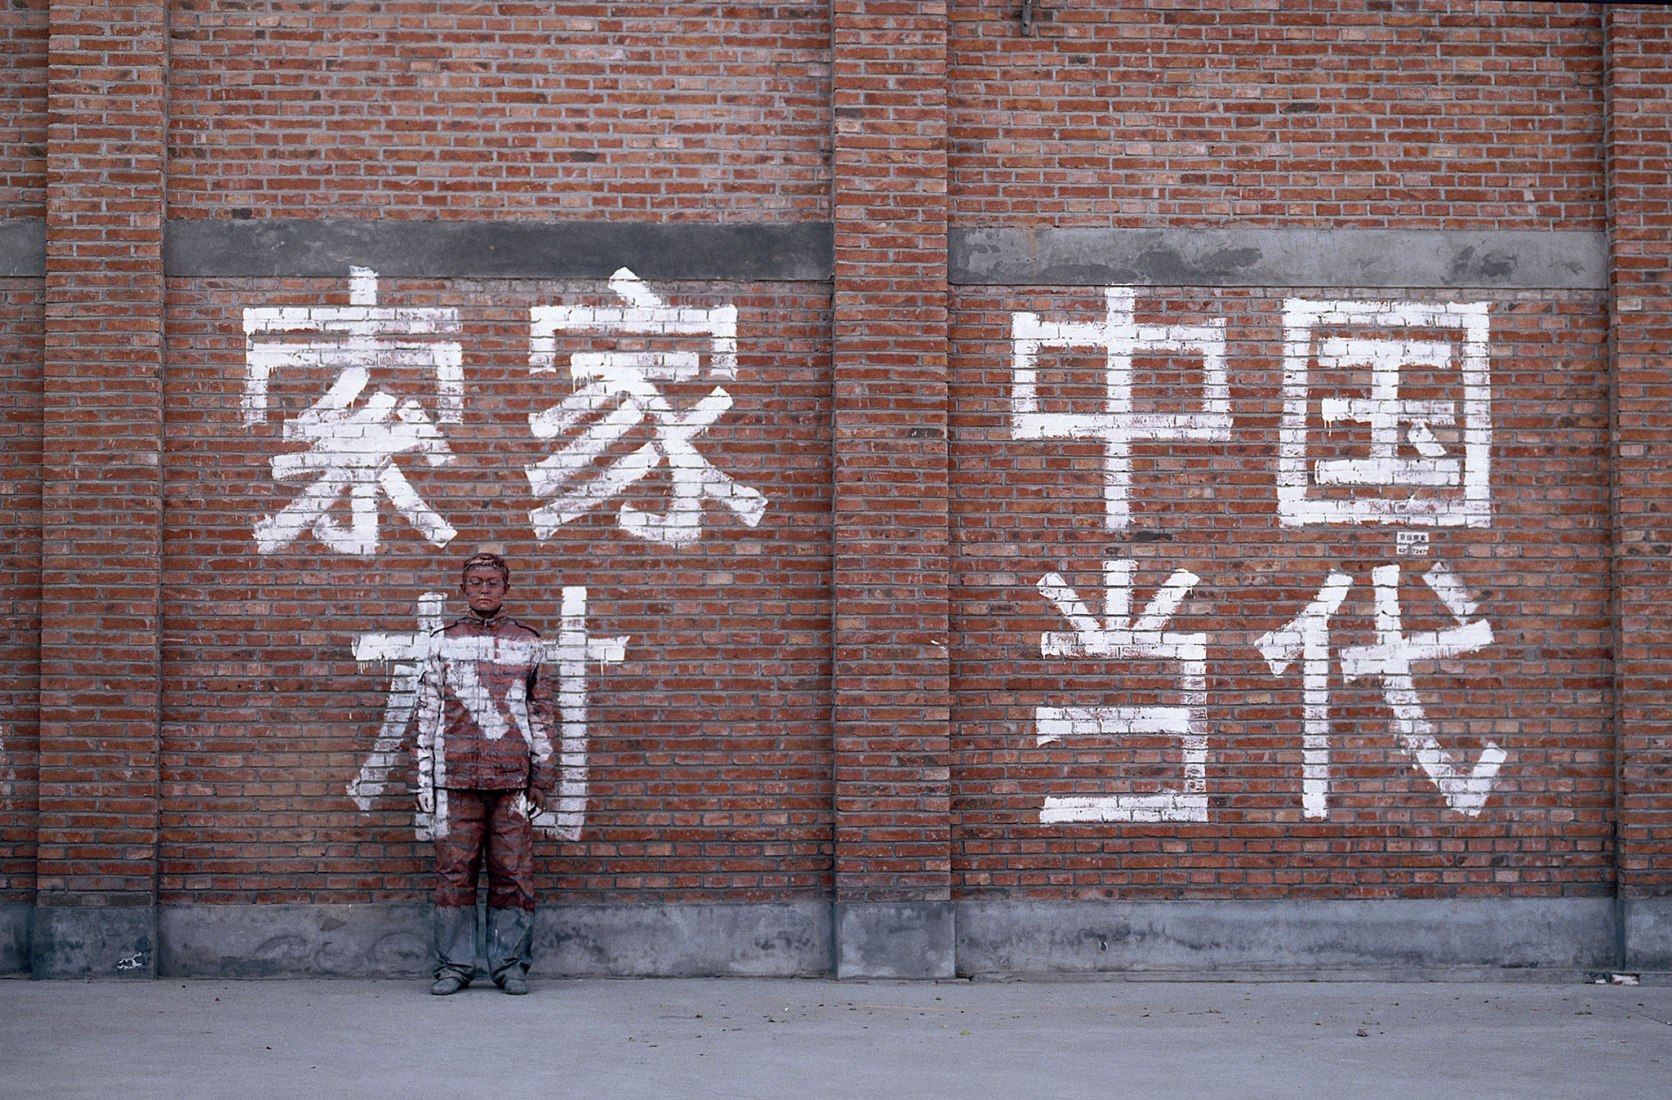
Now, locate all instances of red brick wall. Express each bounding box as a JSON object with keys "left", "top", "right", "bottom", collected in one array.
[
  {"left": 37, "top": 1, "right": 167, "bottom": 909},
  {"left": 0, "top": 0, "right": 46, "bottom": 910},
  {"left": 0, "top": 0, "right": 47, "bottom": 217},
  {"left": 166, "top": 1, "right": 832, "bottom": 221},
  {"left": 832, "top": 0, "right": 952, "bottom": 907},
  {"left": 1606, "top": 5, "right": 1672, "bottom": 897},
  {"left": 949, "top": 0, "right": 1604, "bottom": 228},
  {"left": 161, "top": 275, "right": 832, "bottom": 903},
  {"left": 5, "top": 1, "right": 1669, "bottom": 971},
  {"left": 0, "top": 283, "right": 43, "bottom": 904},
  {"left": 950, "top": 286, "right": 1611, "bottom": 897}
]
